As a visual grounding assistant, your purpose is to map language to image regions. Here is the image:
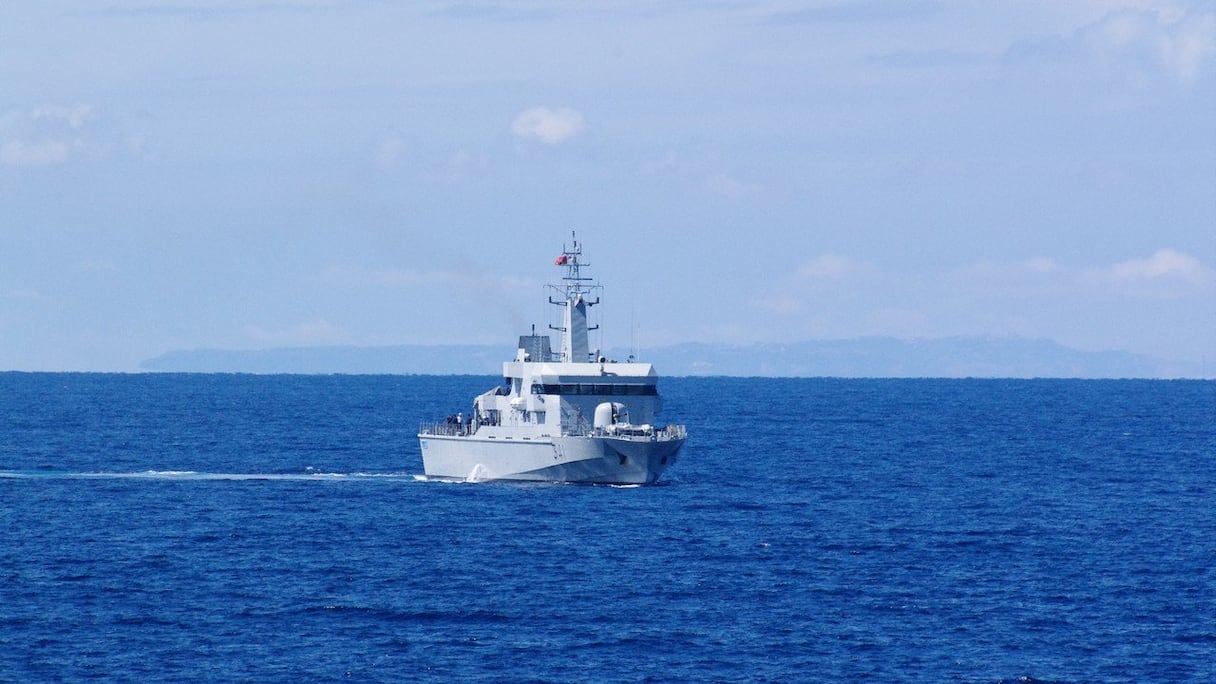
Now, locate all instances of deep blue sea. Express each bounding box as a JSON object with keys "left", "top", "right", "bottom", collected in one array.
[{"left": 2, "top": 374, "right": 1213, "bottom": 682}]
